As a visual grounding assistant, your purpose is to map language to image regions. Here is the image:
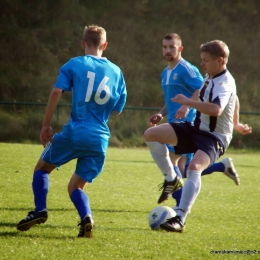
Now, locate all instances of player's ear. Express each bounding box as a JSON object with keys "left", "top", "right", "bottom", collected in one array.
[
  {"left": 81, "top": 40, "right": 85, "bottom": 49},
  {"left": 101, "top": 42, "right": 108, "bottom": 50},
  {"left": 218, "top": 56, "right": 224, "bottom": 64},
  {"left": 179, "top": 46, "right": 184, "bottom": 52}
]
